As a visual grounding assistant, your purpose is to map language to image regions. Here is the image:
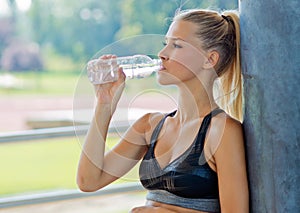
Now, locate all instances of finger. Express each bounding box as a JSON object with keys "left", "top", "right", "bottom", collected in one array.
[
  {"left": 96, "top": 55, "right": 117, "bottom": 72},
  {"left": 100, "top": 55, "right": 118, "bottom": 68},
  {"left": 99, "top": 54, "right": 115, "bottom": 60},
  {"left": 118, "top": 67, "right": 126, "bottom": 81}
]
